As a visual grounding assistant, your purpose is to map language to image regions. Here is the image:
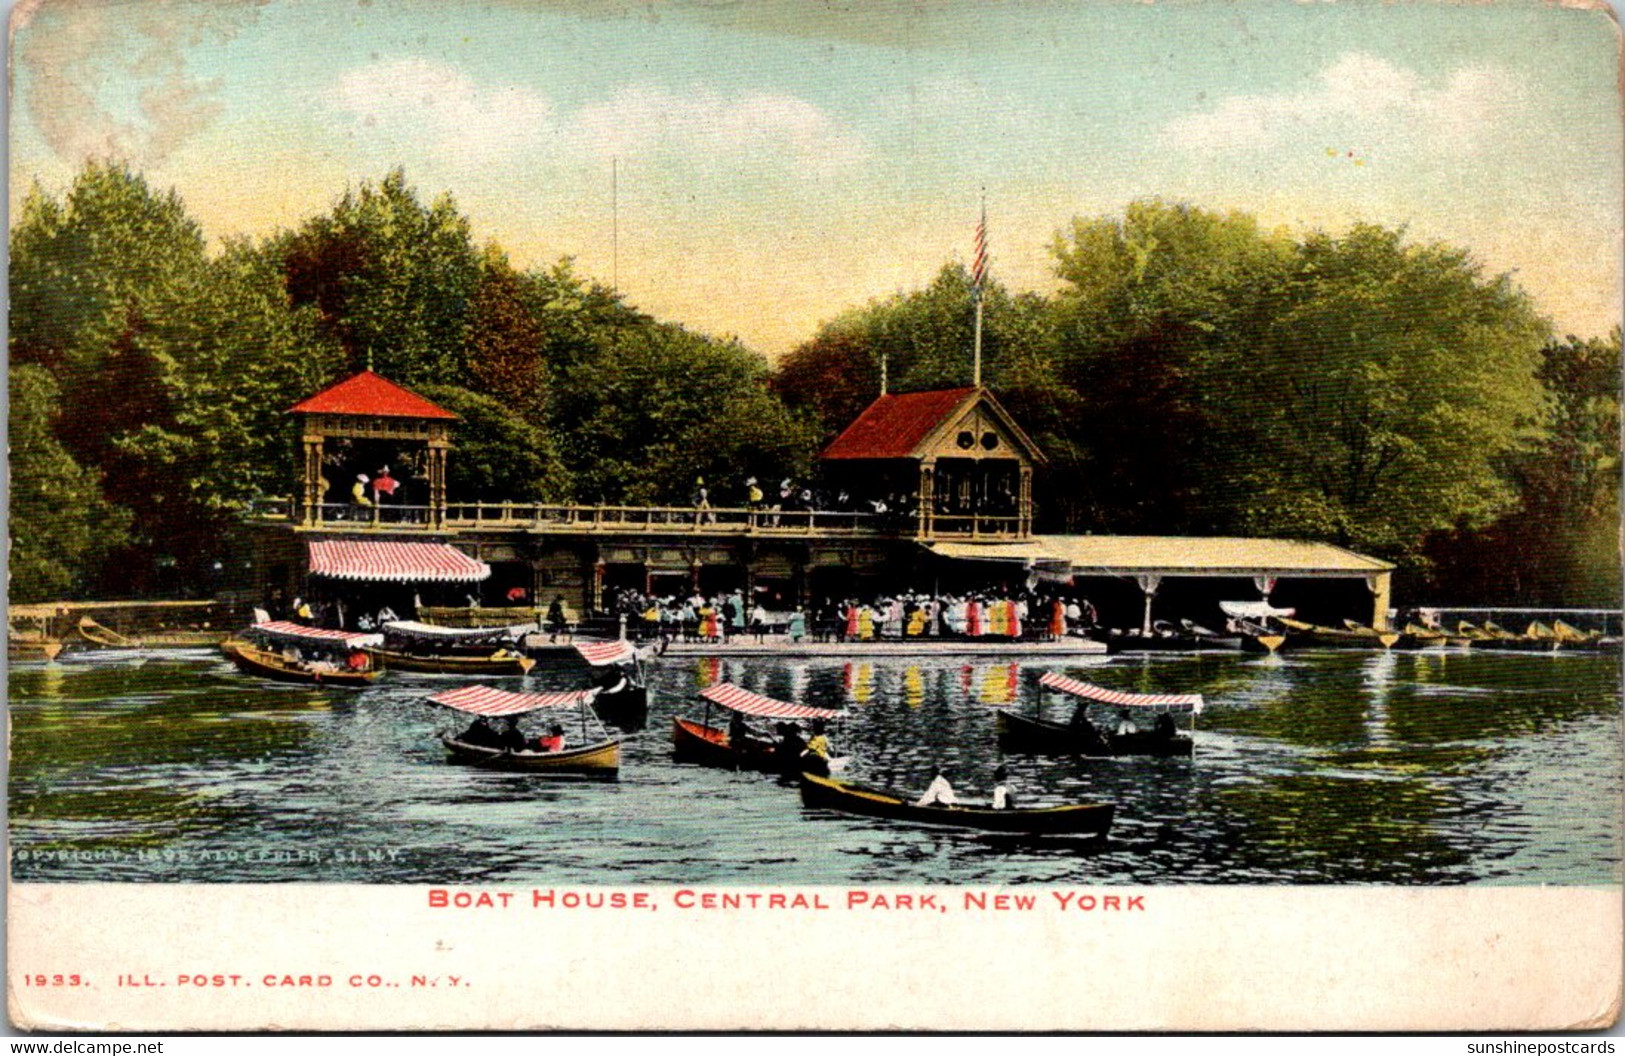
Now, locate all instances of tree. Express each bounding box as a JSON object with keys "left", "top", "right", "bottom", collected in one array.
[
  {"left": 8, "top": 366, "right": 132, "bottom": 600},
  {"left": 1222, "top": 225, "right": 1550, "bottom": 564},
  {"left": 552, "top": 324, "right": 817, "bottom": 505},
  {"left": 466, "top": 245, "right": 549, "bottom": 421},
  {"left": 279, "top": 168, "right": 480, "bottom": 386},
  {"left": 1428, "top": 330, "right": 1621, "bottom": 604},
  {"left": 415, "top": 384, "right": 571, "bottom": 503},
  {"left": 1048, "top": 199, "right": 1296, "bottom": 532}
]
